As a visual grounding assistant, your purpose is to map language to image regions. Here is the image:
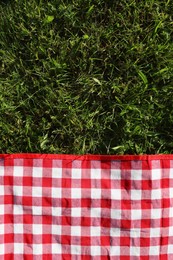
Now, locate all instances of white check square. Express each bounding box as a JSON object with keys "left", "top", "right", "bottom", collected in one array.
[
  {"left": 111, "top": 189, "right": 121, "bottom": 200},
  {"left": 14, "top": 224, "right": 23, "bottom": 234},
  {"left": 0, "top": 166, "right": 4, "bottom": 176},
  {"left": 150, "top": 228, "right": 160, "bottom": 237},
  {"left": 110, "top": 246, "right": 120, "bottom": 256},
  {"left": 131, "top": 189, "right": 142, "bottom": 200},
  {"left": 170, "top": 168, "right": 173, "bottom": 178},
  {"left": 91, "top": 168, "right": 101, "bottom": 179},
  {"left": 0, "top": 244, "right": 4, "bottom": 255},
  {"left": 131, "top": 170, "right": 142, "bottom": 180},
  {"left": 169, "top": 188, "right": 173, "bottom": 199},
  {"left": 52, "top": 188, "right": 62, "bottom": 198},
  {"left": 14, "top": 204, "right": 23, "bottom": 215},
  {"left": 52, "top": 243, "right": 62, "bottom": 254},
  {"left": 71, "top": 169, "right": 81, "bottom": 179},
  {"left": 130, "top": 246, "right": 140, "bottom": 256},
  {"left": 111, "top": 209, "right": 121, "bottom": 220},
  {"left": 0, "top": 186, "right": 4, "bottom": 196},
  {"left": 130, "top": 228, "right": 140, "bottom": 238},
  {"left": 33, "top": 244, "right": 42, "bottom": 255},
  {"left": 13, "top": 185, "right": 23, "bottom": 196},
  {"left": 91, "top": 188, "right": 101, "bottom": 199},
  {"left": 32, "top": 187, "right": 42, "bottom": 197},
  {"left": 169, "top": 225, "right": 173, "bottom": 236},
  {"left": 32, "top": 206, "right": 42, "bottom": 215},
  {"left": 13, "top": 166, "right": 23, "bottom": 176},
  {"left": 14, "top": 243, "right": 24, "bottom": 254},
  {"left": 151, "top": 169, "right": 161, "bottom": 180},
  {"left": 71, "top": 245, "right": 81, "bottom": 255},
  {"left": 168, "top": 245, "right": 173, "bottom": 254},
  {"left": 71, "top": 226, "right": 81, "bottom": 236},
  {"left": 33, "top": 167, "right": 42, "bottom": 177},
  {"left": 110, "top": 228, "right": 120, "bottom": 237},
  {"left": 169, "top": 206, "right": 173, "bottom": 218},
  {"left": 151, "top": 208, "right": 161, "bottom": 219},
  {"left": 71, "top": 188, "right": 81, "bottom": 198},
  {"left": 52, "top": 225, "right": 61, "bottom": 235},
  {"left": 91, "top": 226, "right": 101, "bottom": 237},
  {"left": 90, "top": 246, "right": 101, "bottom": 256},
  {"left": 52, "top": 207, "right": 61, "bottom": 217},
  {"left": 151, "top": 189, "right": 162, "bottom": 200},
  {"left": 131, "top": 210, "right": 142, "bottom": 220},
  {"left": 149, "top": 246, "right": 159, "bottom": 255},
  {"left": 71, "top": 208, "right": 81, "bottom": 217},
  {"left": 111, "top": 169, "right": 121, "bottom": 180},
  {"left": 0, "top": 224, "right": 4, "bottom": 235},
  {"left": 90, "top": 208, "right": 101, "bottom": 218},
  {"left": 0, "top": 205, "right": 4, "bottom": 215},
  {"left": 33, "top": 224, "right": 42, "bottom": 235},
  {"left": 52, "top": 168, "right": 62, "bottom": 178}
]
